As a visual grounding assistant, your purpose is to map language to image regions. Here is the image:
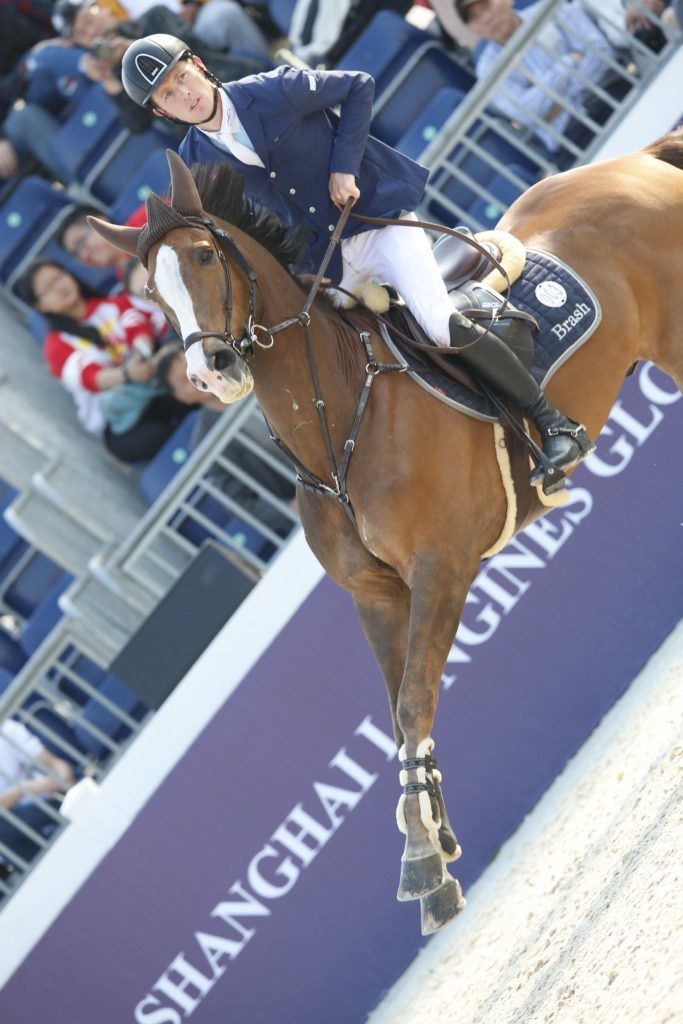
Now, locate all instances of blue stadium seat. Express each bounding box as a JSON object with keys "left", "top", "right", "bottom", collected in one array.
[
  {"left": 0, "top": 630, "right": 26, "bottom": 675},
  {"left": 467, "top": 167, "right": 534, "bottom": 228},
  {"left": 87, "top": 129, "right": 168, "bottom": 206},
  {"left": 73, "top": 673, "right": 147, "bottom": 760},
  {"left": 395, "top": 86, "right": 466, "bottom": 160},
  {"left": 19, "top": 573, "right": 73, "bottom": 658},
  {"left": 109, "top": 146, "right": 172, "bottom": 223},
  {"left": 0, "top": 666, "right": 13, "bottom": 696},
  {"left": 426, "top": 123, "right": 541, "bottom": 227},
  {"left": 139, "top": 410, "right": 200, "bottom": 505},
  {"left": 267, "top": 0, "right": 296, "bottom": 34},
  {"left": 0, "top": 178, "right": 73, "bottom": 283},
  {"left": 2, "top": 551, "right": 65, "bottom": 623},
  {"left": 48, "top": 84, "right": 126, "bottom": 184},
  {"left": 336, "top": 12, "right": 474, "bottom": 146},
  {"left": 336, "top": 11, "right": 432, "bottom": 80}
]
